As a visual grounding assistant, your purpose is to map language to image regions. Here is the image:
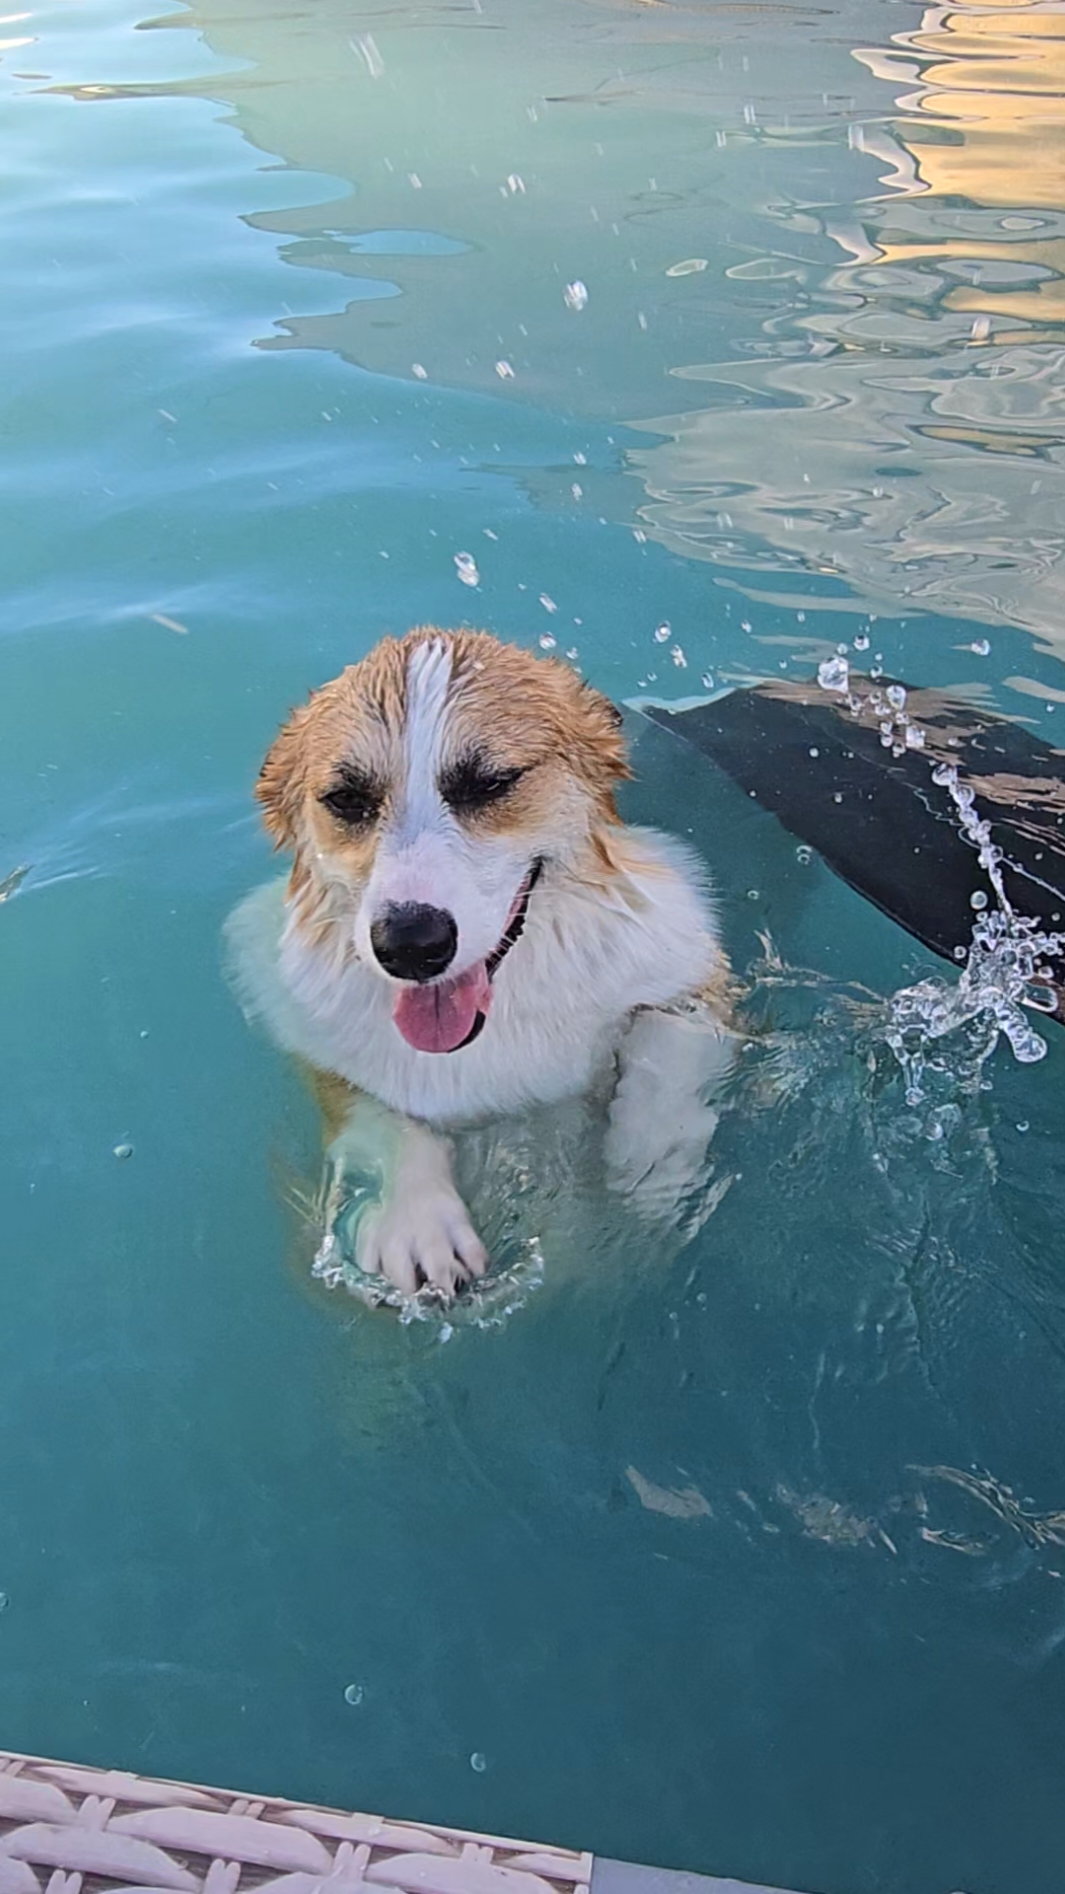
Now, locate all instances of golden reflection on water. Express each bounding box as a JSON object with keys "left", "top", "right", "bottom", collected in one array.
[{"left": 633, "top": 0, "right": 1065, "bottom": 656}]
